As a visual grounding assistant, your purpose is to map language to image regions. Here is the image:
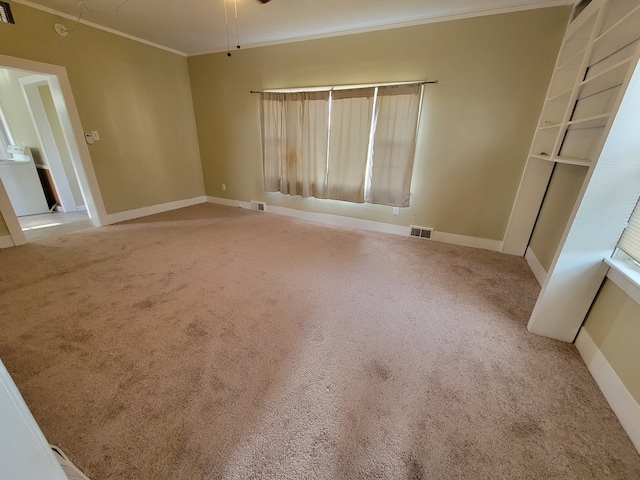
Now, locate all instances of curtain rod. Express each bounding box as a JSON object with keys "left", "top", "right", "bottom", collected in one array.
[{"left": 249, "top": 80, "right": 438, "bottom": 94}]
